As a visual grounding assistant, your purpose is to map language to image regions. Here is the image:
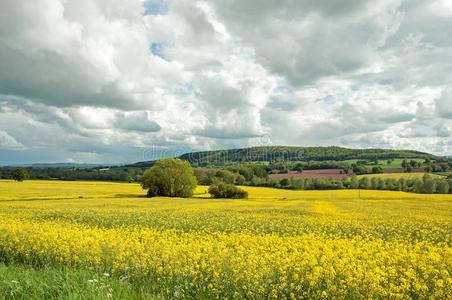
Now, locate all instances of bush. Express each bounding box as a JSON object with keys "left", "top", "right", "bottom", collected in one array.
[
  {"left": 208, "top": 182, "right": 248, "bottom": 199},
  {"left": 141, "top": 158, "right": 197, "bottom": 197}
]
